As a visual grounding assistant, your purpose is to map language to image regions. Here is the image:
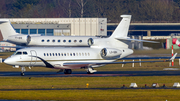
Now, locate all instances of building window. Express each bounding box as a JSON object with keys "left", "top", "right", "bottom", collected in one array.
[
  {"left": 47, "top": 29, "right": 53, "bottom": 36},
  {"left": 62, "top": 29, "right": 70, "bottom": 36},
  {"left": 21, "top": 29, "right": 28, "bottom": 35},
  {"left": 38, "top": 29, "right": 45, "bottom": 36},
  {"left": 15, "top": 29, "right": 20, "bottom": 33},
  {"left": 30, "top": 29, "right": 37, "bottom": 34}
]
